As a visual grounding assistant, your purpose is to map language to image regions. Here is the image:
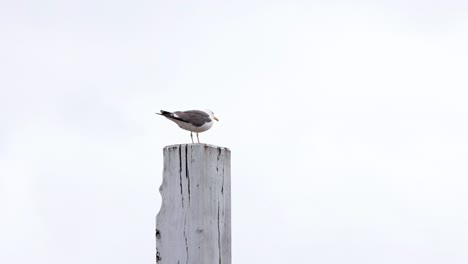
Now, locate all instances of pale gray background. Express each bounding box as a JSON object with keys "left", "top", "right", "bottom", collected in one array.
[{"left": 1, "top": 1, "right": 468, "bottom": 263}]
